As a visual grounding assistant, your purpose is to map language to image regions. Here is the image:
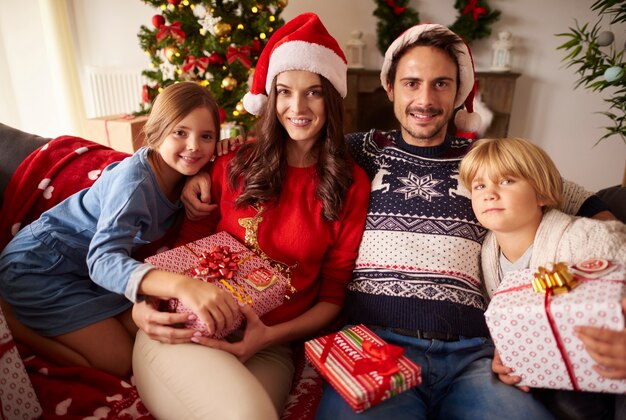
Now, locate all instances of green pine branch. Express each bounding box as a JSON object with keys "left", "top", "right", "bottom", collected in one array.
[{"left": 556, "top": 0, "right": 626, "bottom": 144}]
